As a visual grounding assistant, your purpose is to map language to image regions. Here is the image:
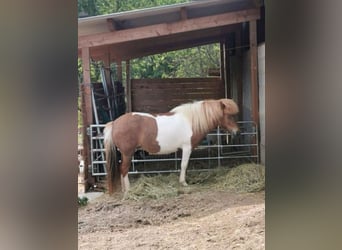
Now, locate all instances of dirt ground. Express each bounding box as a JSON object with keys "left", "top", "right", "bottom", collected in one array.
[{"left": 78, "top": 189, "right": 264, "bottom": 250}]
